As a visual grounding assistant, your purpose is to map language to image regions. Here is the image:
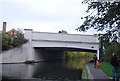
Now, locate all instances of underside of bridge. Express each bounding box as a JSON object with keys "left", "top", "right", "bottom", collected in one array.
[
  {"left": 34, "top": 47, "right": 97, "bottom": 53},
  {"left": 31, "top": 47, "right": 97, "bottom": 62}
]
